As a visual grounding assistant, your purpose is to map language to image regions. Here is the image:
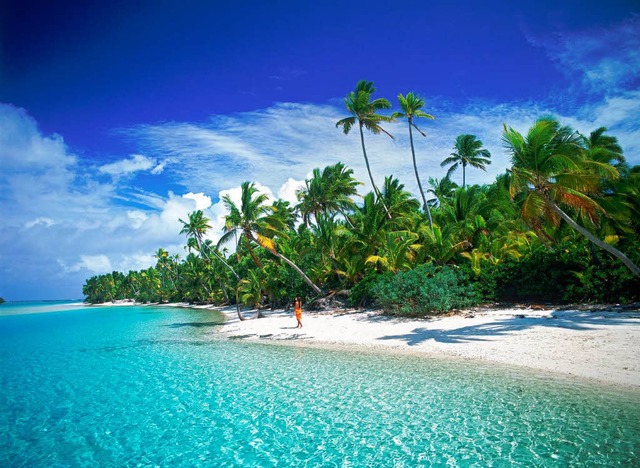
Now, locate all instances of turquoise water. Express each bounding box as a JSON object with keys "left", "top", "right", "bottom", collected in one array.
[{"left": 1, "top": 303, "right": 638, "bottom": 466}]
